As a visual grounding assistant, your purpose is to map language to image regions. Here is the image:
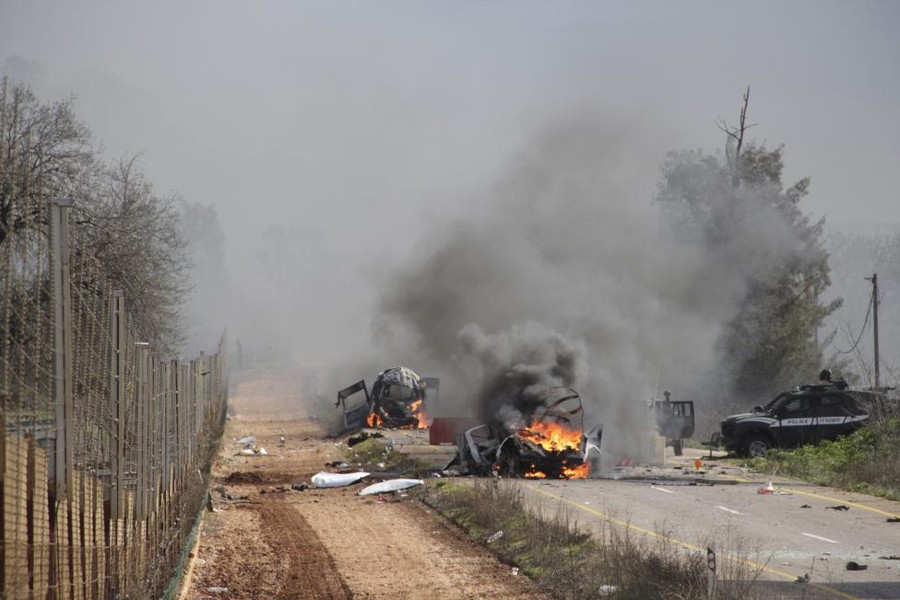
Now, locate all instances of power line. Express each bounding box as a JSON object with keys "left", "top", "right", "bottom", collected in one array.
[{"left": 833, "top": 286, "right": 874, "bottom": 355}]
